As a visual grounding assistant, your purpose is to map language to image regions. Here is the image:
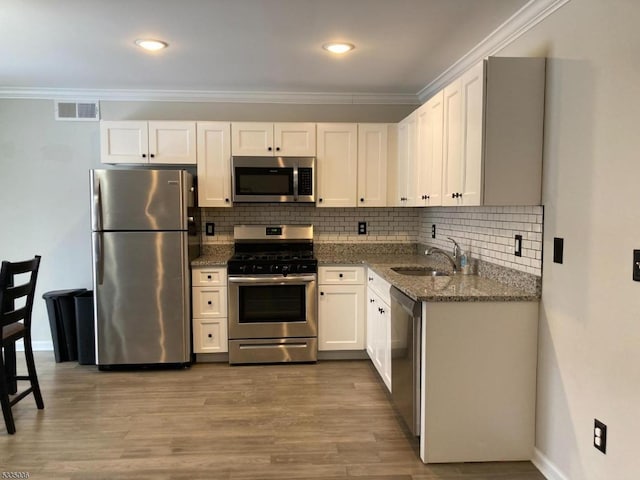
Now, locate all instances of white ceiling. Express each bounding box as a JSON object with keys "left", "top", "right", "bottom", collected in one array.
[{"left": 1, "top": 0, "right": 535, "bottom": 103}]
